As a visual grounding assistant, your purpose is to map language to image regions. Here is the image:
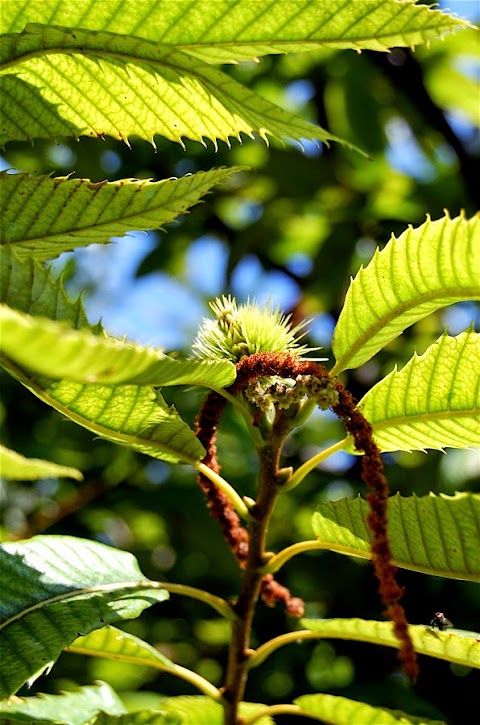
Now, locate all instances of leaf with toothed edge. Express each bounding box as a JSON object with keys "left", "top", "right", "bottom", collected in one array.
[
  {"left": 0, "top": 167, "right": 246, "bottom": 260},
  {"left": 354, "top": 328, "right": 480, "bottom": 453},
  {"left": 0, "top": 23, "right": 356, "bottom": 151},
  {"left": 0, "top": 1, "right": 470, "bottom": 63},
  {"left": 0, "top": 682, "right": 126, "bottom": 724},
  {"left": 0, "top": 304, "right": 236, "bottom": 388},
  {"left": 299, "top": 618, "right": 480, "bottom": 670},
  {"left": 0, "top": 252, "right": 209, "bottom": 465},
  {"left": 0, "top": 536, "right": 169, "bottom": 698},
  {"left": 294, "top": 693, "right": 446, "bottom": 725},
  {"left": 312, "top": 492, "right": 480, "bottom": 581},
  {"left": 331, "top": 212, "right": 480, "bottom": 374}
]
